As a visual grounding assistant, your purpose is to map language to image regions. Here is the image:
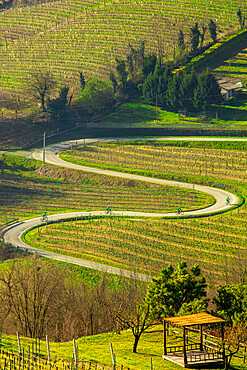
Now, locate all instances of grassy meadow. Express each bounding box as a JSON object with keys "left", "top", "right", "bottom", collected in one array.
[{"left": 1, "top": 325, "right": 247, "bottom": 370}]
